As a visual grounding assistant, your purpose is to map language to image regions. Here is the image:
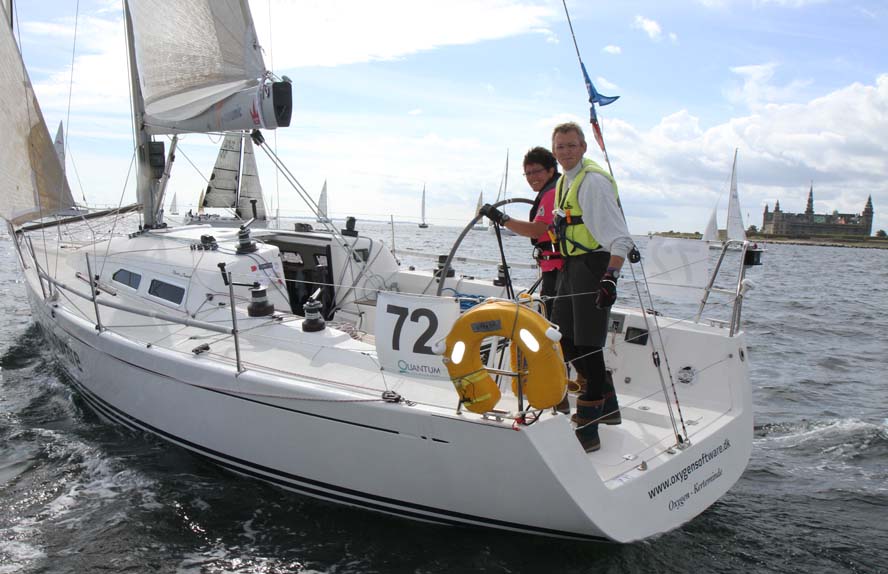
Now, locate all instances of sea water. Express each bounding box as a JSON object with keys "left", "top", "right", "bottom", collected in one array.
[{"left": 1, "top": 222, "right": 886, "bottom": 573}]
